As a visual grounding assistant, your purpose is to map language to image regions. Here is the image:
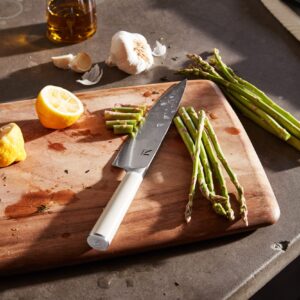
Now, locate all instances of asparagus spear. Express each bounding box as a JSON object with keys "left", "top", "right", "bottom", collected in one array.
[
  {"left": 228, "top": 90, "right": 290, "bottom": 141},
  {"left": 210, "top": 49, "right": 238, "bottom": 83},
  {"left": 186, "top": 110, "right": 205, "bottom": 223},
  {"left": 113, "top": 124, "right": 134, "bottom": 134},
  {"left": 119, "top": 104, "right": 148, "bottom": 114},
  {"left": 173, "top": 116, "right": 228, "bottom": 218},
  {"left": 204, "top": 116, "right": 248, "bottom": 225},
  {"left": 104, "top": 110, "right": 142, "bottom": 121},
  {"left": 178, "top": 107, "right": 214, "bottom": 192},
  {"left": 225, "top": 92, "right": 300, "bottom": 152},
  {"left": 211, "top": 49, "right": 300, "bottom": 130},
  {"left": 105, "top": 120, "right": 137, "bottom": 129},
  {"left": 186, "top": 107, "right": 235, "bottom": 221},
  {"left": 180, "top": 51, "right": 300, "bottom": 151},
  {"left": 182, "top": 67, "right": 300, "bottom": 139},
  {"left": 111, "top": 107, "right": 144, "bottom": 114}
]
